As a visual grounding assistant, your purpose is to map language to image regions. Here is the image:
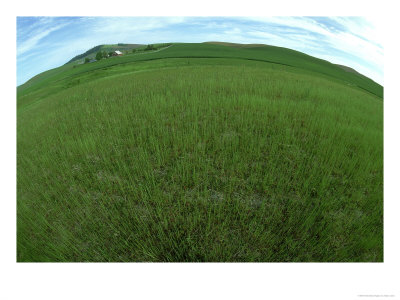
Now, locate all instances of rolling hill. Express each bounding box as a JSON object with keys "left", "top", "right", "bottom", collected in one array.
[{"left": 17, "top": 42, "right": 383, "bottom": 262}]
